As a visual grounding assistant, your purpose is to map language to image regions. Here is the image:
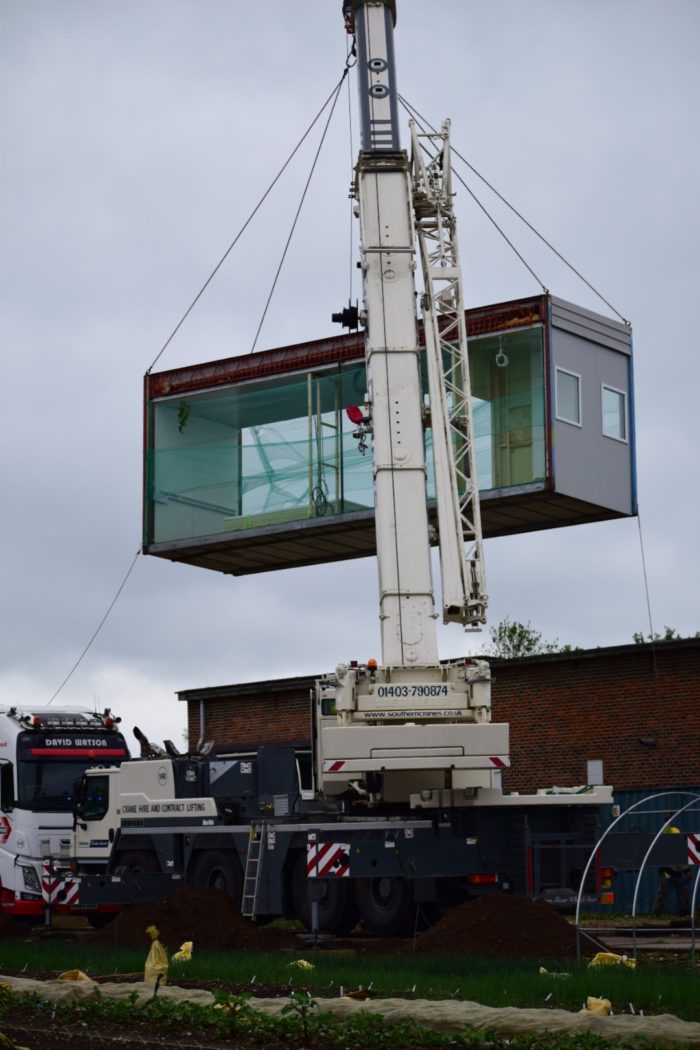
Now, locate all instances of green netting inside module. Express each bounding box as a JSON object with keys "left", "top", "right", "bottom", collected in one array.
[{"left": 146, "top": 328, "right": 545, "bottom": 547}]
